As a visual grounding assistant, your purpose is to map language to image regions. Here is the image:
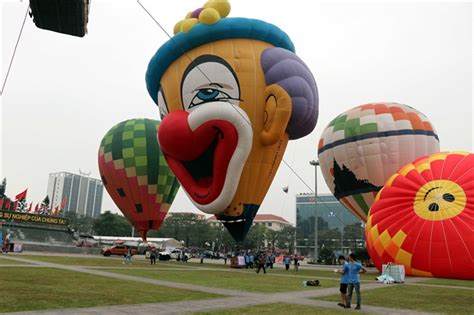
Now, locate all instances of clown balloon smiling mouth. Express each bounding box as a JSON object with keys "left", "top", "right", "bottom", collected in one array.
[
  {"left": 146, "top": 0, "right": 318, "bottom": 241},
  {"left": 158, "top": 54, "right": 253, "bottom": 214}
]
